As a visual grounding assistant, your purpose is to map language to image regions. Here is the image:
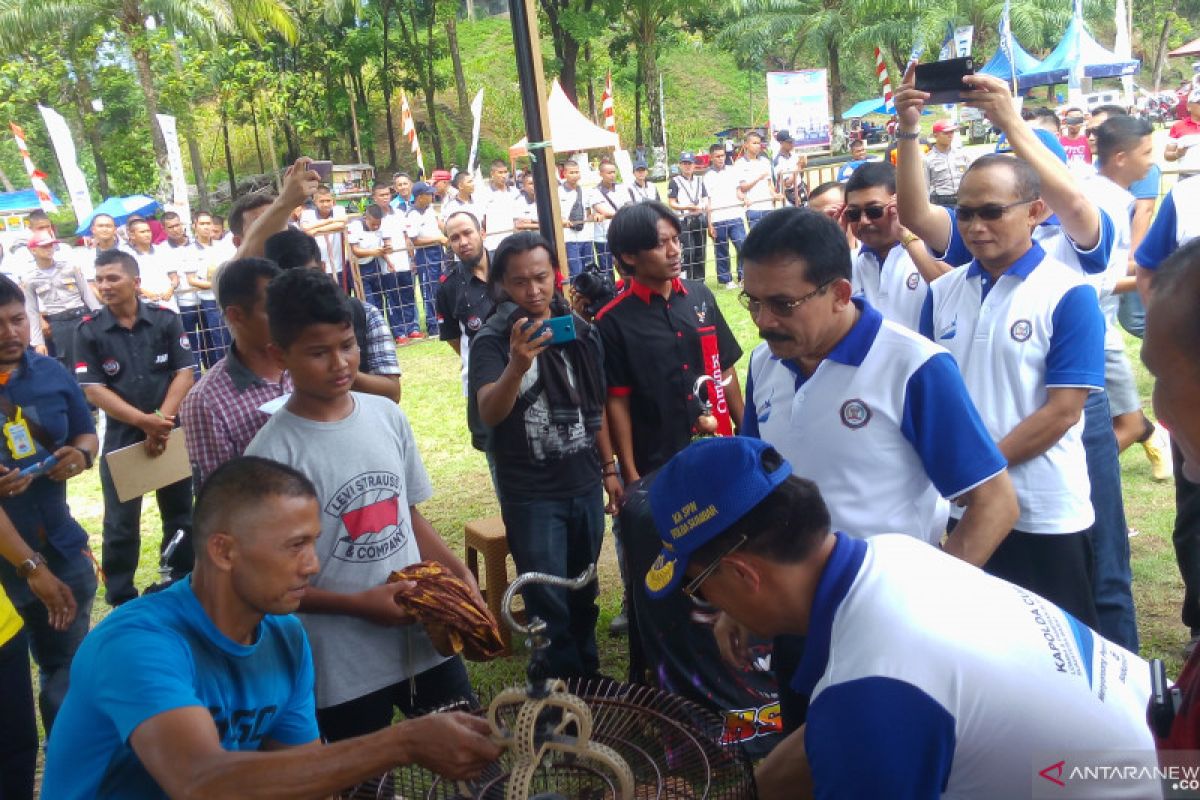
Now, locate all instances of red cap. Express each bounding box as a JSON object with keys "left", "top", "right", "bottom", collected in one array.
[
  {"left": 431, "top": 169, "right": 452, "bottom": 182},
  {"left": 932, "top": 119, "right": 957, "bottom": 133},
  {"left": 27, "top": 231, "right": 59, "bottom": 249}
]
